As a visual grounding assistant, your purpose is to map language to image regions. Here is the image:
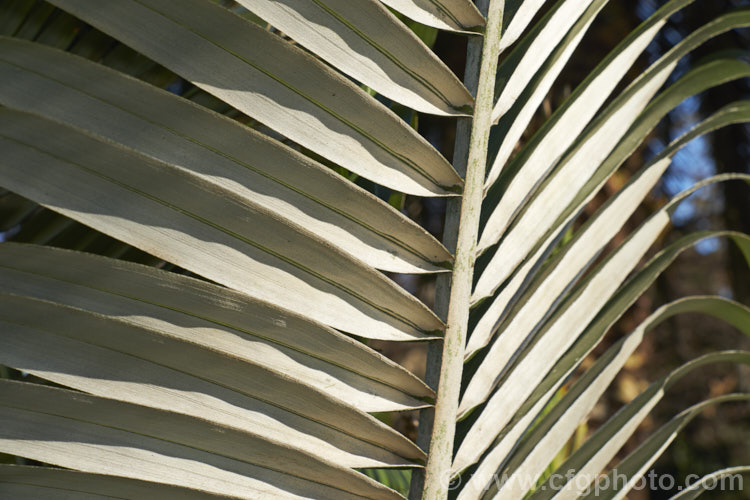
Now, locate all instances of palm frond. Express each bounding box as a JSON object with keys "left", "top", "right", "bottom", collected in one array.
[{"left": 0, "top": 0, "right": 748, "bottom": 498}]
